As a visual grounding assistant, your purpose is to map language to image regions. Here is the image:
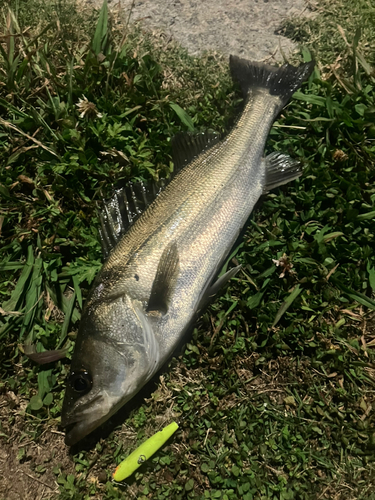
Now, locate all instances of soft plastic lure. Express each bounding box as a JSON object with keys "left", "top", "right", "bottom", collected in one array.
[{"left": 113, "top": 421, "right": 179, "bottom": 482}]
